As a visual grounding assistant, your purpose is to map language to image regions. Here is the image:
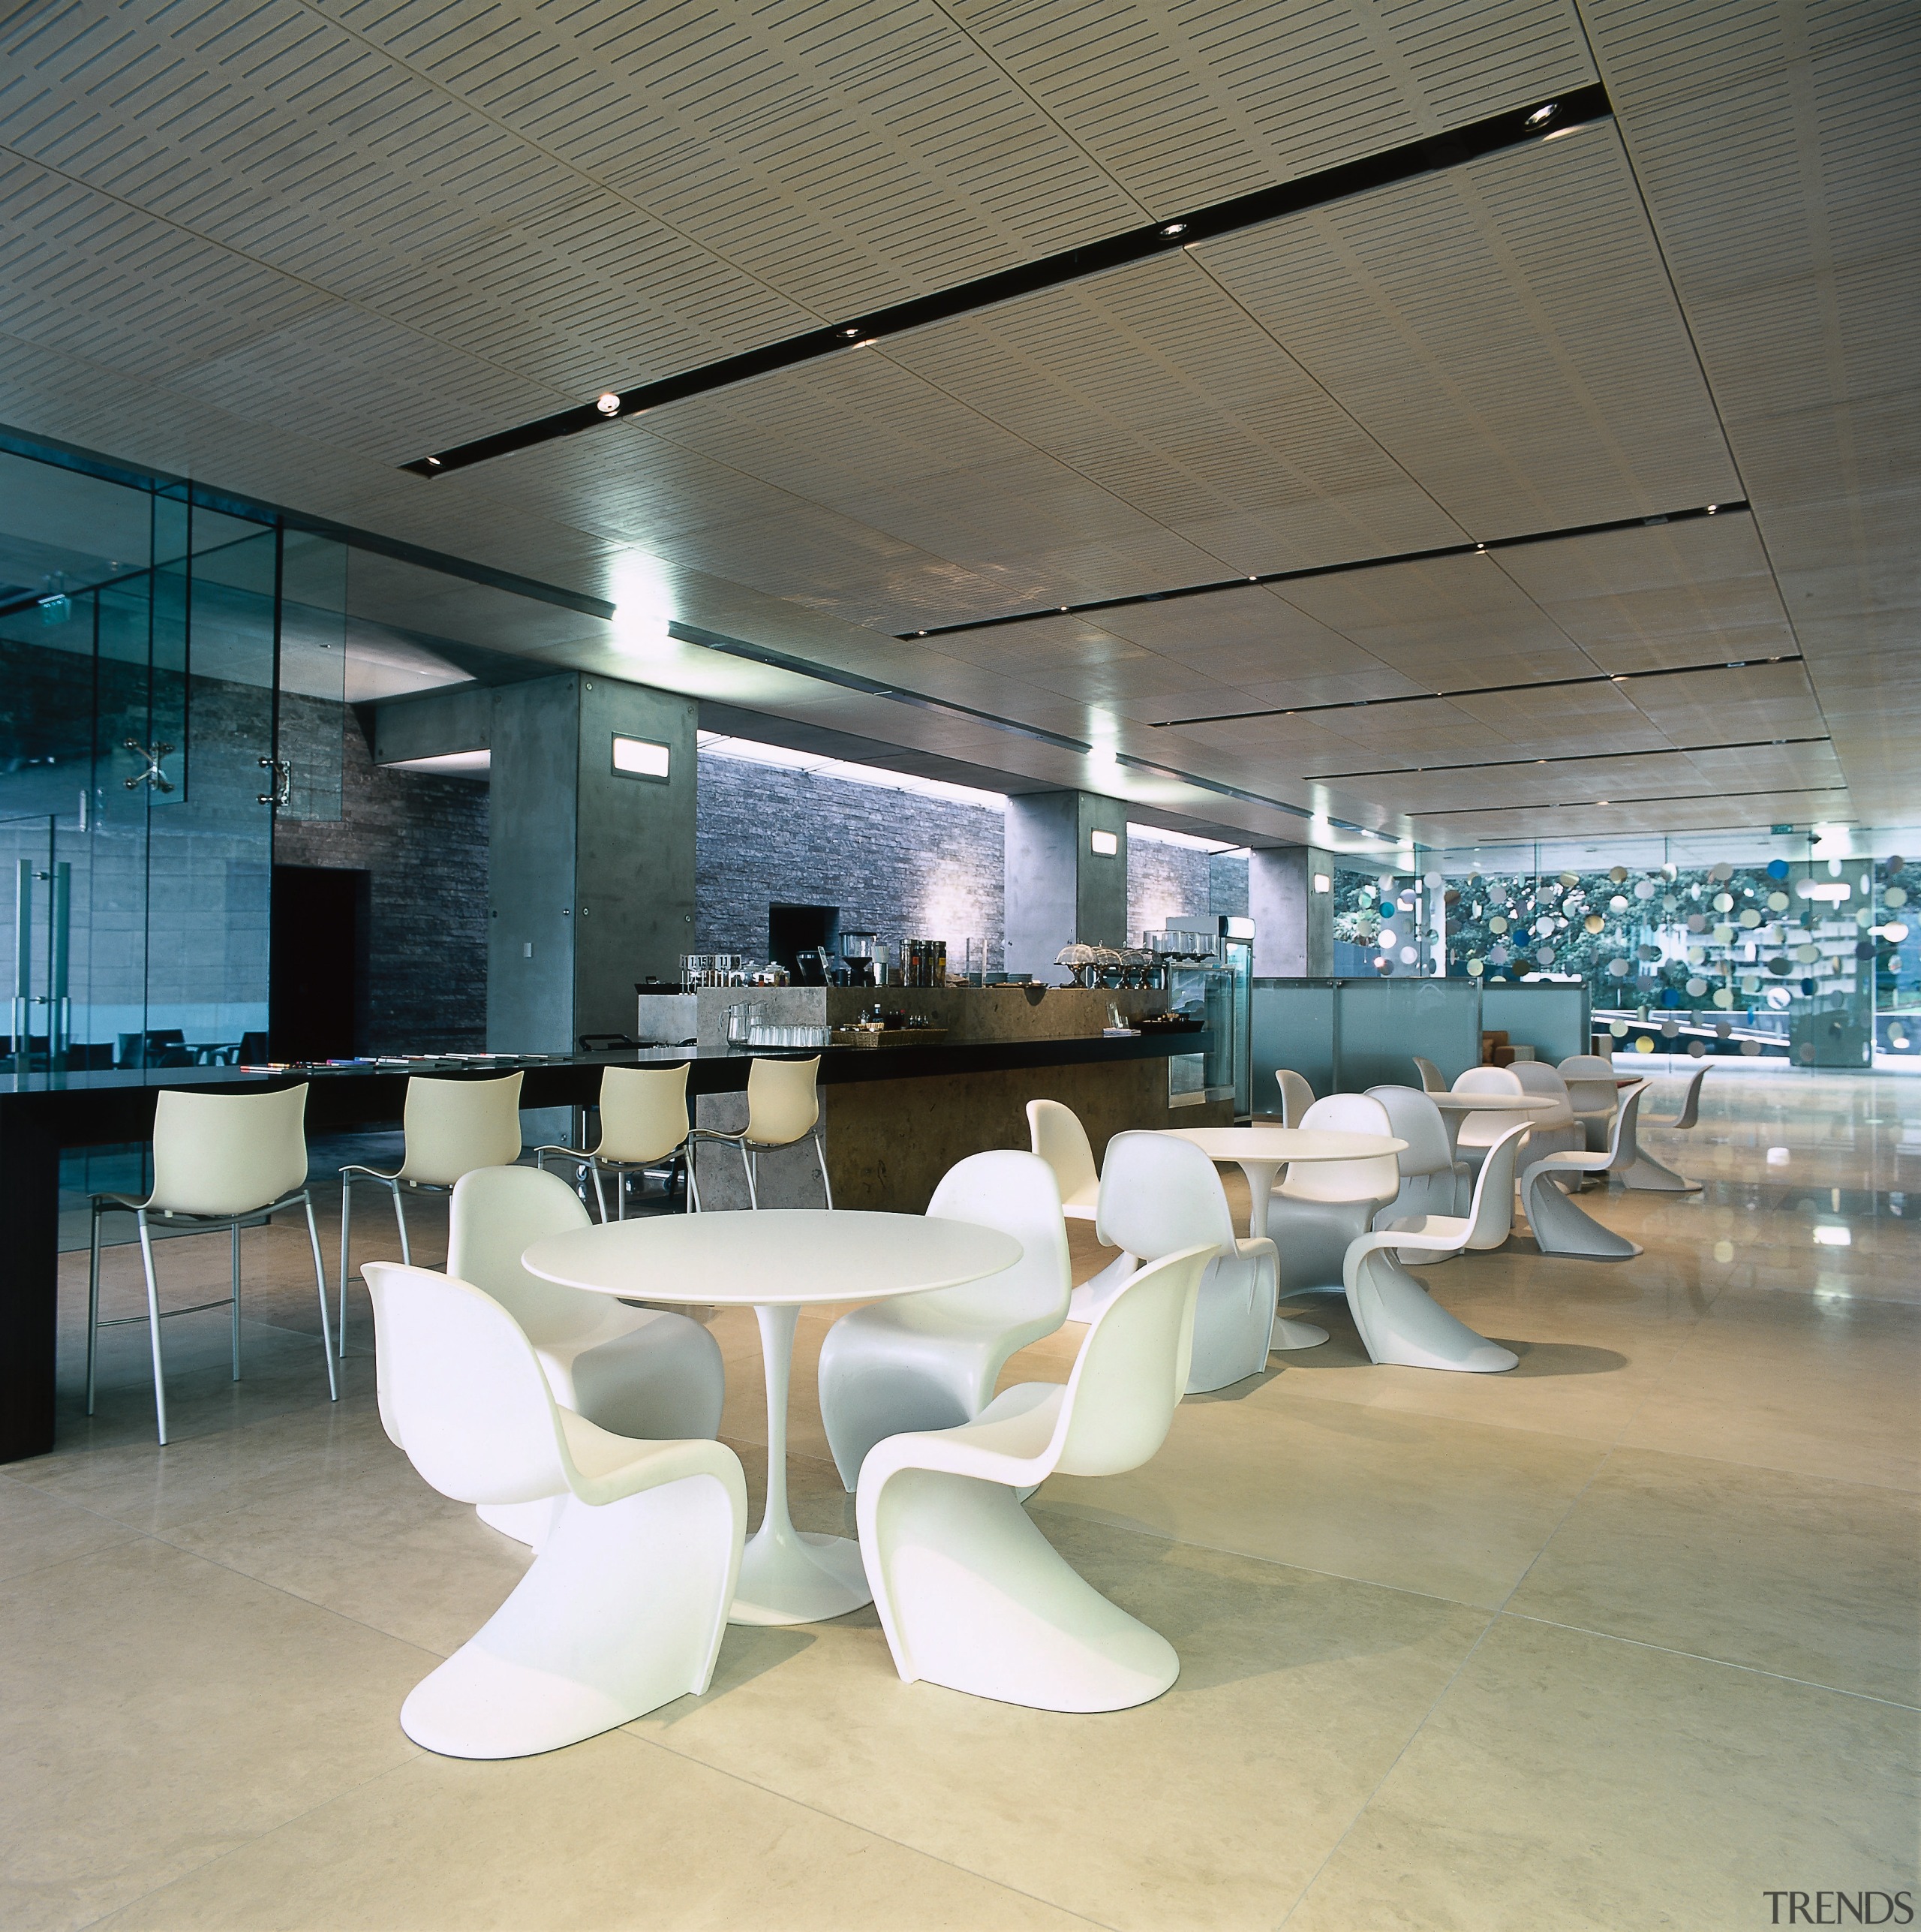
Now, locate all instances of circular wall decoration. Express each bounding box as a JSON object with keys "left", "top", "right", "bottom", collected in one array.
[
  {"left": 1423, "top": 871, "right": 1443, "bottom": 889},
  {"left": 1887, "top": 855, "right": 1905, "bottom": 874},
  {"left": 1884, "top": 922, "right": 1910, "bottom": 942},
  {"left": 1739, "top": 908, "right": 1762, "bottom": 928},
  {"left": 1686, "top": 913, "right": 1708, "bottom": 932},
  {"left": 1608, "top": 865, "right": 1629, "bottom": 883},
  {"left": 1713, "top": 989, "right": 1734, "bottom": 1009},
  {"left": 1487, "top": 915, "right": 1507, "bottom": 933},
  {"left": 1467, "top": 957, "right": 1485, "bottom": 976},
  {"left": 1709, "top": 862, "right": 1735, "bottom": 883},
  {"left": 1713, "top": 892, "right": 1735, "bottom": 912},
  {"left": 1400, "top": 946, "right": 1418, "bottom": 964},
  {"left": 1610, "top": 894, "right": 1629, "bottom": 911},
  {"left": 1380, "top": 925, "right": 1399, "bottom": 946},
  {"left": 1740, "top": 1038, "right": 1762, "bottom": 1055},
  {"left": 1559, "top": 871, "right": 1580, "bottom": 887},
  {"left": 1766, "top": 956, "right": 1792, "bottom": 975},
  {"left": 1767, "top": 892, "right": 1790, "bottom": 911},
  {"left": 1687, "top": 977, "right": 1709, "bottom": 996},
  {"left": 1586, "top": 913, "right": 1606, "bottom": 934},
  {"left": 1488, "top": 945, "right": 1510, "bottom": 965},
  {"left": 1795, "top": 944, "right": 1820, "bottom": 964},
  {"left": 1607, "top": 957, "right": 1631, "bottom": 977},
  {"left": 1634, "top": 880, "right": 1656, "bottom": 899},
  {"left": 1766, "top": 858, "right": 1790, "bottom": 880},
  {"left": 1886, "top": 886, "right": 1908, "bottom": 907},
  {"left": 1634, "top": 1036, "right": 1655, "bottom": 1054},
  {"left": 1610, "top": 1019, "right": 1630, "bottom": 1037},
  {"left": 1536, "top": 946, "right": 1556, "bottom": 966}
]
